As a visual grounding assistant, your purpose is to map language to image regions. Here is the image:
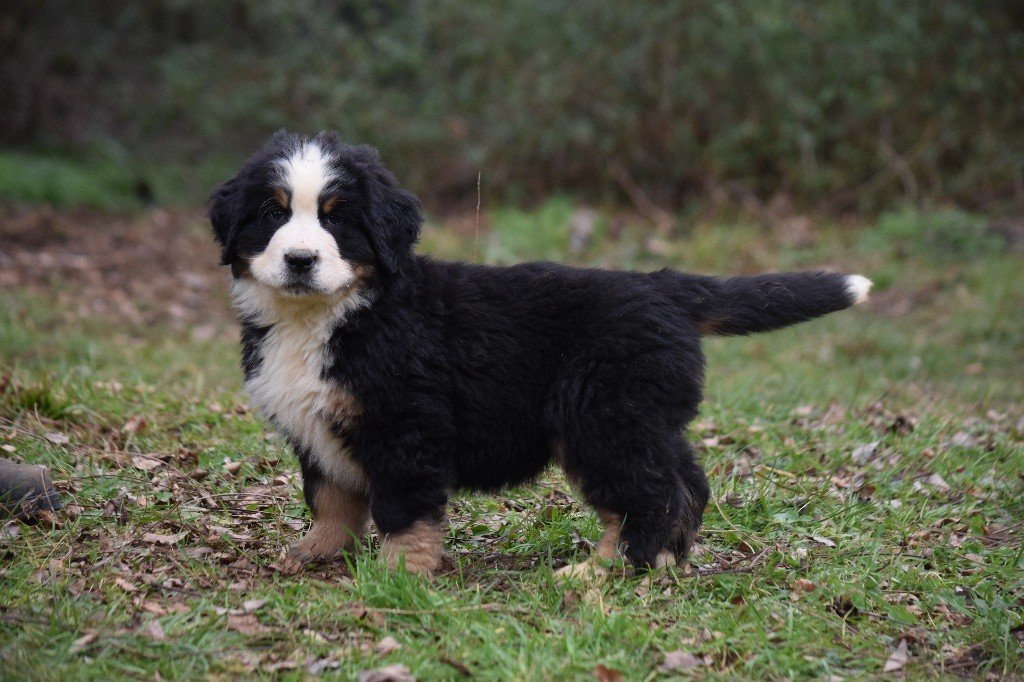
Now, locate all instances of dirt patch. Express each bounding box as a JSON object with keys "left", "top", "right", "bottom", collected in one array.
[{"left": 0, "top": 205, "right": 235, "bottom": 334}]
